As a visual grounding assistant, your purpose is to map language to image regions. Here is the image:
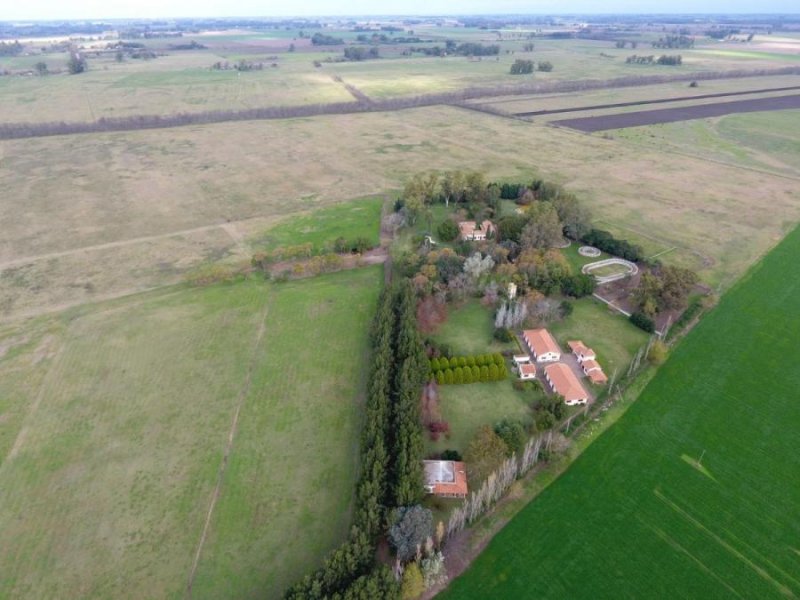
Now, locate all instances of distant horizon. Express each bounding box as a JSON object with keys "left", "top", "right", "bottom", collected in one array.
[{"left": 2, "top": 0, "right": 800, "bottom": 23}]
